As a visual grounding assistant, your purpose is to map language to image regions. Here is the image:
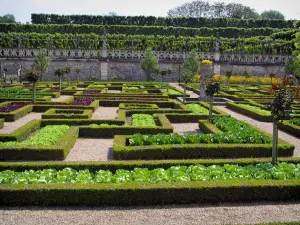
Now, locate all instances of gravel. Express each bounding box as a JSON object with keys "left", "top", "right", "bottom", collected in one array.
[
  {"left": 51, "top": 95, "right": 70, "bottom": 102},
  {"left": 0, "top": 112, "right": 42, "bottom": 134},
  {"left": 1, "top": 202, "right": 299, "bottom": 225},
  {"left": 92, "top": 107, "right": 118, "bottom": 120},
  {"left": 65, "top": 138, "right": 114, "bottom": 161},
  {"left": 172, "top": 123, "right": 202, "bottom": 134}
]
